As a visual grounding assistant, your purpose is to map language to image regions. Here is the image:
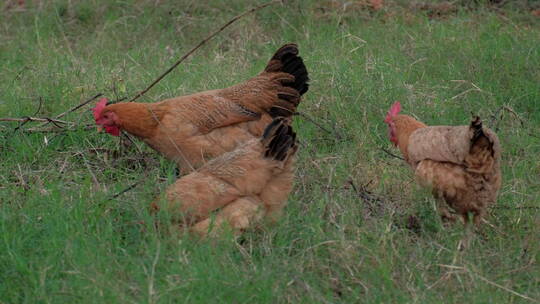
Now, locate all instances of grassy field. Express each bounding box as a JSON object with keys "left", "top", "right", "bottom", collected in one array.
[{"left": 1, "top": 0, "right": 539, "bottom": 302}]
